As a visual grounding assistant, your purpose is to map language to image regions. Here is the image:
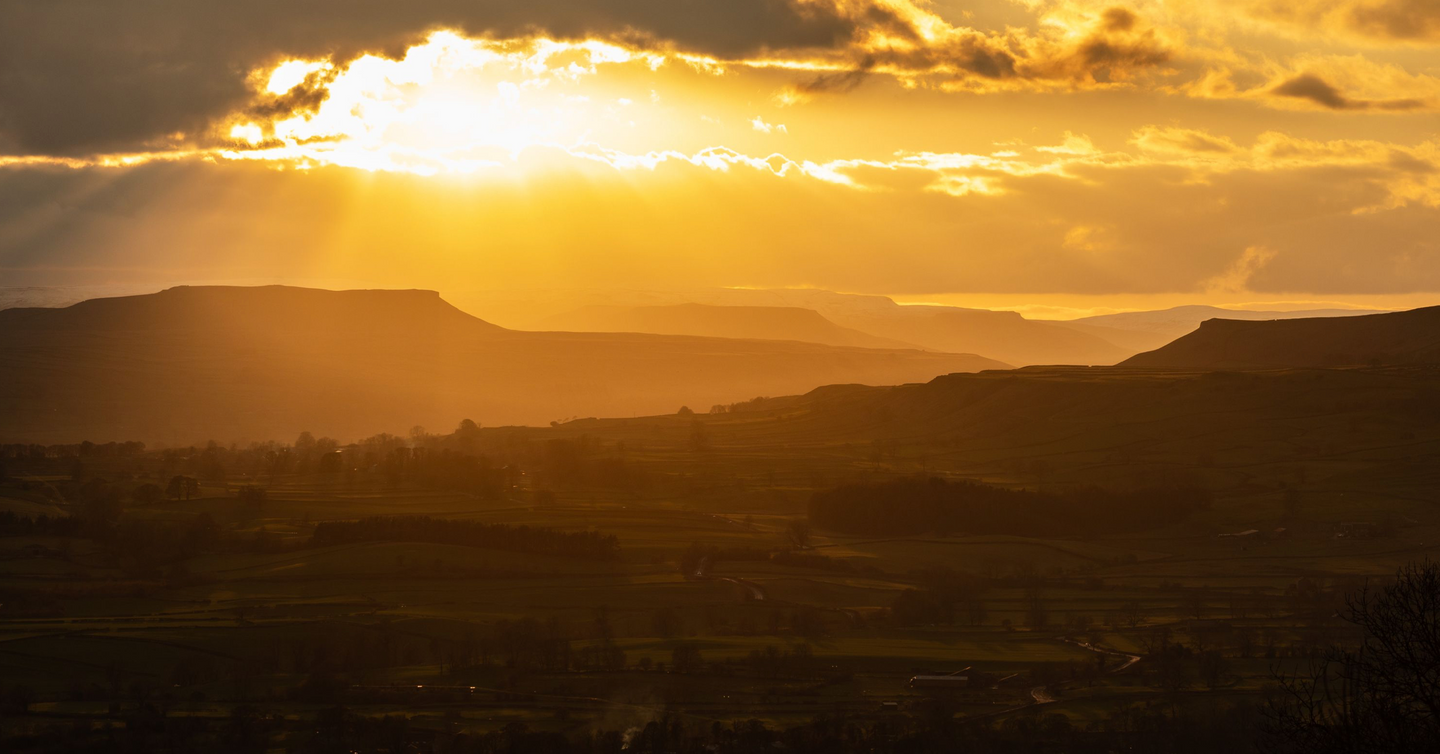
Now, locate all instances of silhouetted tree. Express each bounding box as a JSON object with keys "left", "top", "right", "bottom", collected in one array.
[
  {"left": 652, "top": 607, "right": 680, "bottom": 638},
  {"left": 671, "top": 643, "right": 704, "bottom": 674},
  {"left": 1200, "top": 650, "right": 1228, "bottom": 689},
  {"left": 455, "top": 418, "right": 481, "bottom": 452},
  {"left": 784, "top": 519, "right": 812, "bottom": 549},
  {"left": 131, "top": 483, "right": 164, "bottom": 505},
  {"left": 317, "top": 451, "right": 343, "bottom": 474},
  {"left": 1265, "top": 560, "right": 1440, "bottom": 754},
  {"left": 961, "top": 597, "right": 989, "bottom": 626},
  {"left": 294, "top": 431, "right": 316, "bottom": 455},
  {"left": 166, "top": 475, "right": 200, "bottom": 501}
]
